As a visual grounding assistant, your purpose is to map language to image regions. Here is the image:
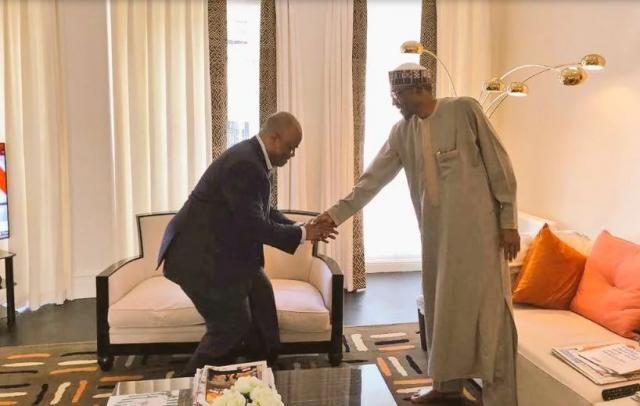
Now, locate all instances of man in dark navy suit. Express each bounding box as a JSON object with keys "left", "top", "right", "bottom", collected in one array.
[{"left": 157, "top": 112, "right": 337, "bottom": 376}]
